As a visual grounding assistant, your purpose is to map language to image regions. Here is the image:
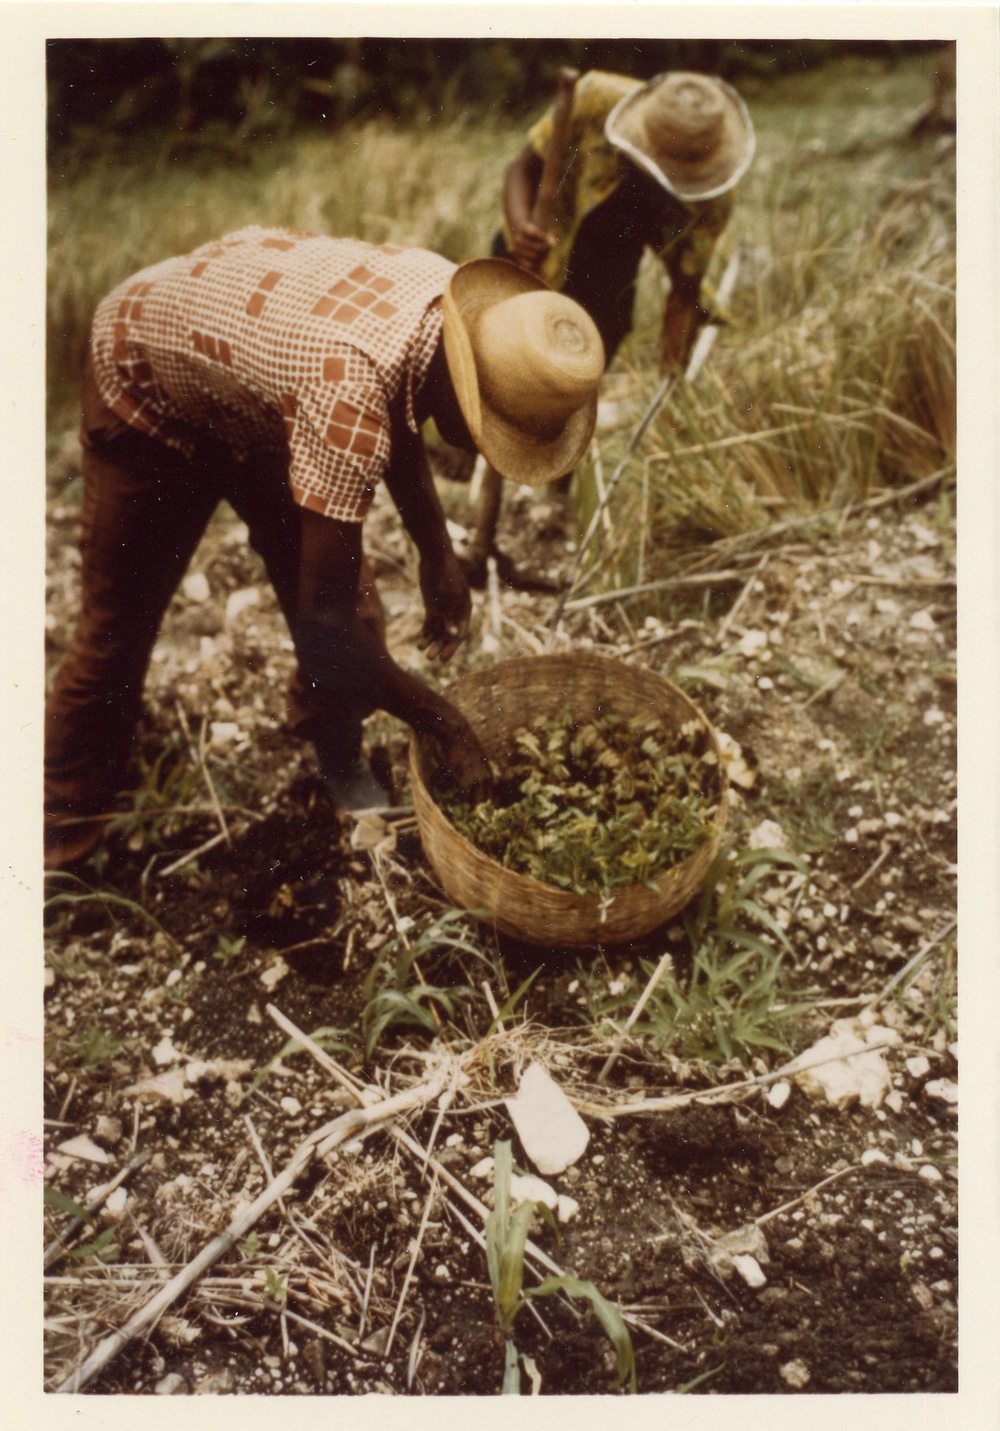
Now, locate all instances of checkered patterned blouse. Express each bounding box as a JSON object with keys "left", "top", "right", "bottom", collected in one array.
[{"left": 89, "top": 226, "right": 455, "bottom": 522}]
